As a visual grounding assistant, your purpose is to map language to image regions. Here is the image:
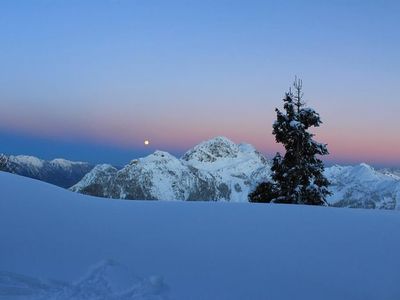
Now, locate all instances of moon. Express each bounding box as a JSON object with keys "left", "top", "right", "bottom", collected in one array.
[{"left": 144, "top": 140, "right": 150, "bottom": 146}]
